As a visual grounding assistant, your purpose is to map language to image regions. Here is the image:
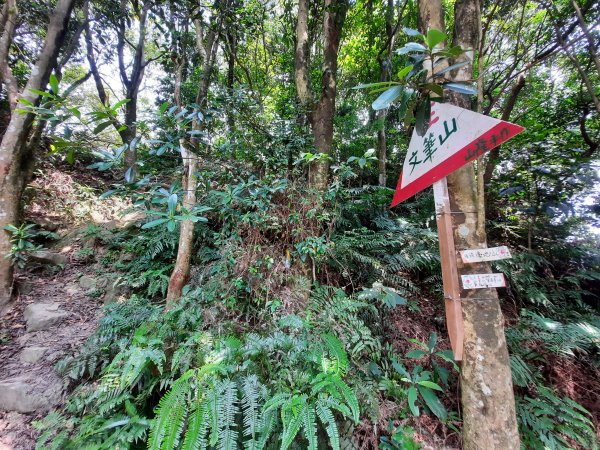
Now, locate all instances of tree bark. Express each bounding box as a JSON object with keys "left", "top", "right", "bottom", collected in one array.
[
  {"left": 419, "top": 1, "right": 520, "bottom": 448},
  {"left": 294, "top": 0, "right": 312, "bottom": 126},
  {"left": 309, "top": 0, "right": 348, "bottom": 190},
  {"left": 0, "top": 0, "right": 19, "bottom": 111},
  {"left": 376, "top": 0, "right": 398, "bottom": 187},
  {"left": 0, "top": 0, "right": 76, "bottom": 307}
]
